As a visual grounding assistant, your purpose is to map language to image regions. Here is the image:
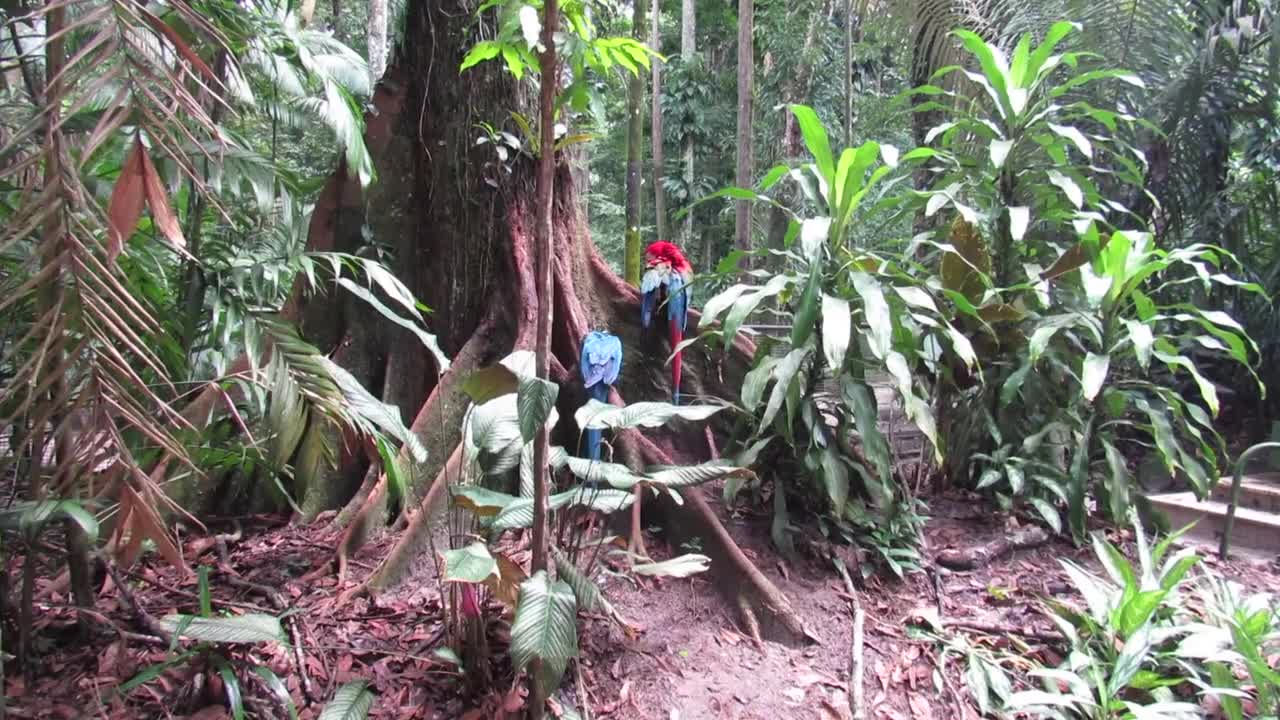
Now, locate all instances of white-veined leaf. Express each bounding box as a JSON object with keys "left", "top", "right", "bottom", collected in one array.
[
  {"left": 632, "top": 554, "right": 711, "bottom": 578},
  {"left": 158, "top": 614, "right": 285, "bottom": 645}
]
